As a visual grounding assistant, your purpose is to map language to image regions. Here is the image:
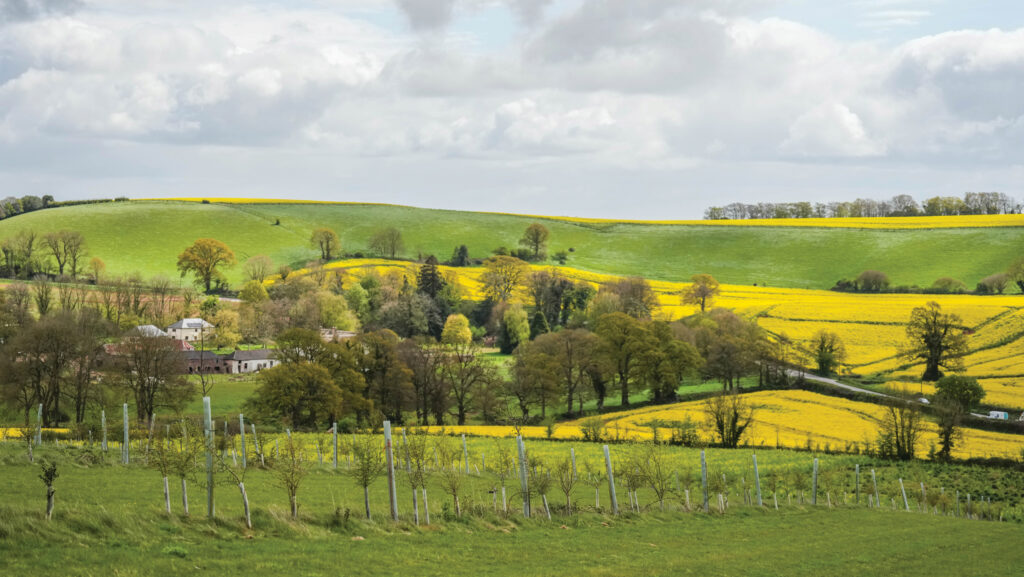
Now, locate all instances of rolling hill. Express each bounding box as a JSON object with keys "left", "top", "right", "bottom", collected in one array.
[{"left": 2, "top": 199, "right": 1024, "bottom": 289}]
